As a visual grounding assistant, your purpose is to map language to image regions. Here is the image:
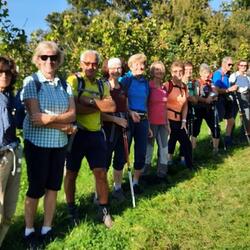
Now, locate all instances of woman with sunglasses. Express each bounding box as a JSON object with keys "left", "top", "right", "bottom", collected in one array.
[
  {"left": 229, "top": 59, "right": 250, "bottom": 137},
  {"left": 0, "top": 56, "right": 22, "bottom": 248},
  {"left": 22, "top": 41, "right": 76, "bottom": 248}
]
